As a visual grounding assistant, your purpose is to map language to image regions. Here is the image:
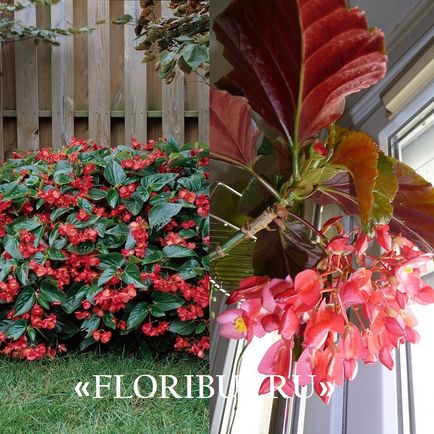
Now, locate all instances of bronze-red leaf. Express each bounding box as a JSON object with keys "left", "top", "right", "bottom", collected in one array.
[
  {"left": 214, "top": 0, "right": 387, "bottom": 146},
  {"left": 210, "top": 88, "right": 261, "bottom": 168}
]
